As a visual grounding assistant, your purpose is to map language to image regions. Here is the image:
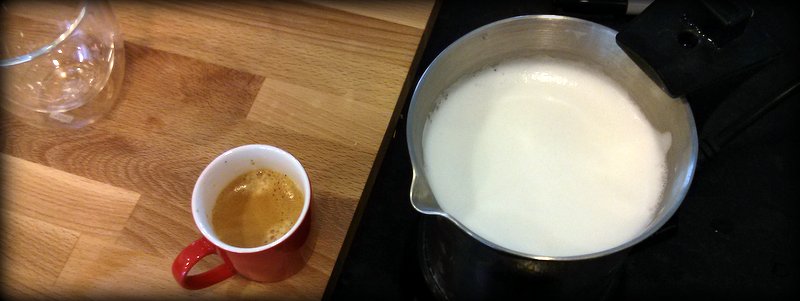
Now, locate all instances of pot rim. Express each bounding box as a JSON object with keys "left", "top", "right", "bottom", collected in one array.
[{"left": 406, "top": 14, "right": 698, "bottom": 261}]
